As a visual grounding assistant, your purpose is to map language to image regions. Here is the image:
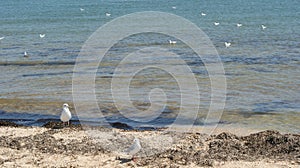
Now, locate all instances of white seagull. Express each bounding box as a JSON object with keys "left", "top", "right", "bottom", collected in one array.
[
  {"left": 169, "top": 40, "right": 177, "bottom": 44},
  {"left": 201, "top": 12, "right": 206, "bottom": 16},
  {"left": 39, "top": 34, "right": 45, "bottom": 38},
  {"left": 24, "top": 51, "right": 29, "bottom": 57},
  {"left": 60, "top": 103, "right": 72, "bottom": 126},
  {"left": 105, "top": 12, "right": 111, "bottom": 17},
  {"left": 214, "top": 22, "right": 220, "bottom": 26},
  {"left": 0, "top": 37, "right": 4, "bottom": 40},
  {"left": 124, "top": 138, "right": 141, "bottom": 161},
  {"left": 237, "top": 23, "right": 242, "bottom": 27},
  {"left": 172, "top": 6, "right": 176, "bottom": 9},
  {"left": 80, "top": 8, "right": 85, "bottom": 12},
  {"left": 225, "top": 42, "right": 231, "bottom": 48},
  {"left": 261, "top": 24, "right": 267, "bottom": 30}
]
